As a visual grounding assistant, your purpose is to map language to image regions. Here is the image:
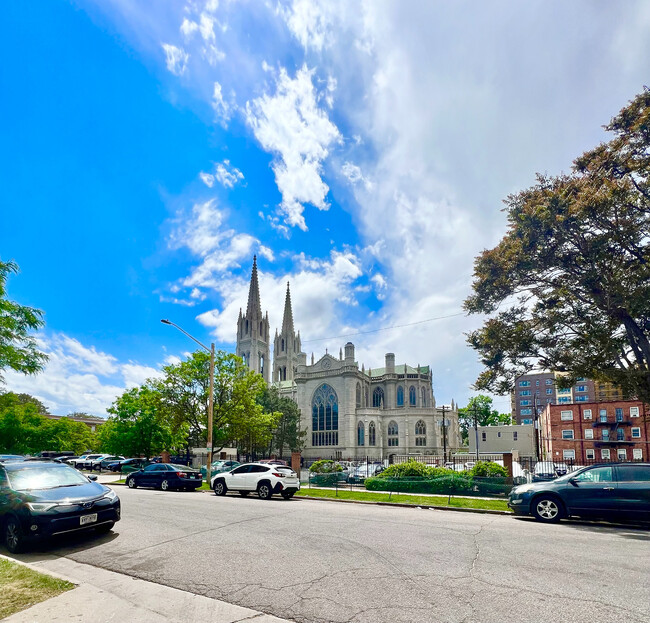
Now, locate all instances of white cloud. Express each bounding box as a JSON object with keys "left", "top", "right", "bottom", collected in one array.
[
  {"left": 342, "top": 161, "right": 373, "bottom": 191},
  {"left": 161, "top": 43, "right": 189, "bottom": 76},
  {"left": 199, "top": 171, "right": 215, "bottom": 187},
  {"left": 282, "top": 0, "right": 335, "bottom": 51},
  {"left": 245, "top": 65, "right": 341, "bottom": 230},
  {"left": 180, "top": 18, "right": 199, "bottom": 38},
  {"left": 214, "top": 160, "right": 244, "bottom": 188},
  {"left": 212, "top": 81, "right": 231, "bottom": 122}
]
